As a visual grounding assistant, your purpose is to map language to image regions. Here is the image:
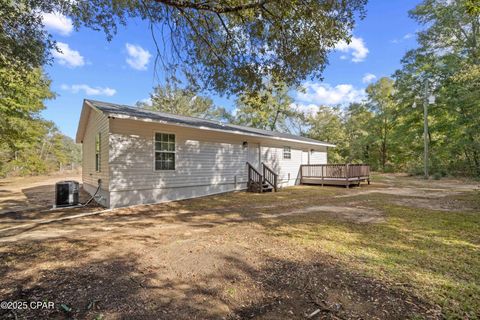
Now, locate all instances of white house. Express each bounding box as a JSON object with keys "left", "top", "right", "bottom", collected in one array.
[{"left": 75, "top": 99, "right": 334, "bottom": 208}]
